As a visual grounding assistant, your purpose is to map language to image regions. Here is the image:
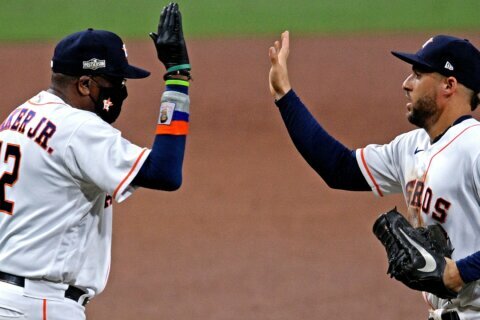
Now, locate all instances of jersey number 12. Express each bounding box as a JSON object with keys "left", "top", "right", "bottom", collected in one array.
[{"left": 0, "top": 141, "right": 21, "bottom": 215}]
